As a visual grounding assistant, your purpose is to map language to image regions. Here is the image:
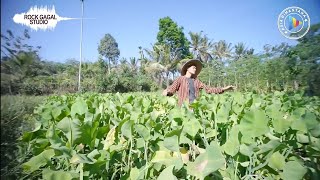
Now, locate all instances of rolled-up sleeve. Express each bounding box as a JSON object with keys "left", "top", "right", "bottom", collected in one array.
[
  {"left": 198, "top": 80, "right": 224, "bottom": 94},
  {"left": 166, "top": 77, "right": 181, "bottom": 96}
]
